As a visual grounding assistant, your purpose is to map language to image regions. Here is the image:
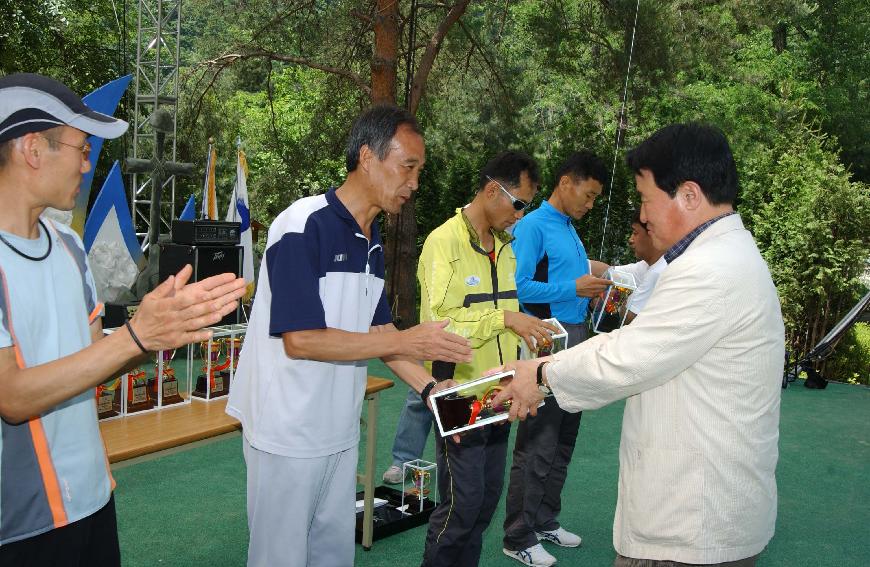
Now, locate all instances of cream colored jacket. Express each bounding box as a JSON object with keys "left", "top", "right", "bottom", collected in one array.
[{"left": 548, "top": 214, "right": 784, "bottom": 563}]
